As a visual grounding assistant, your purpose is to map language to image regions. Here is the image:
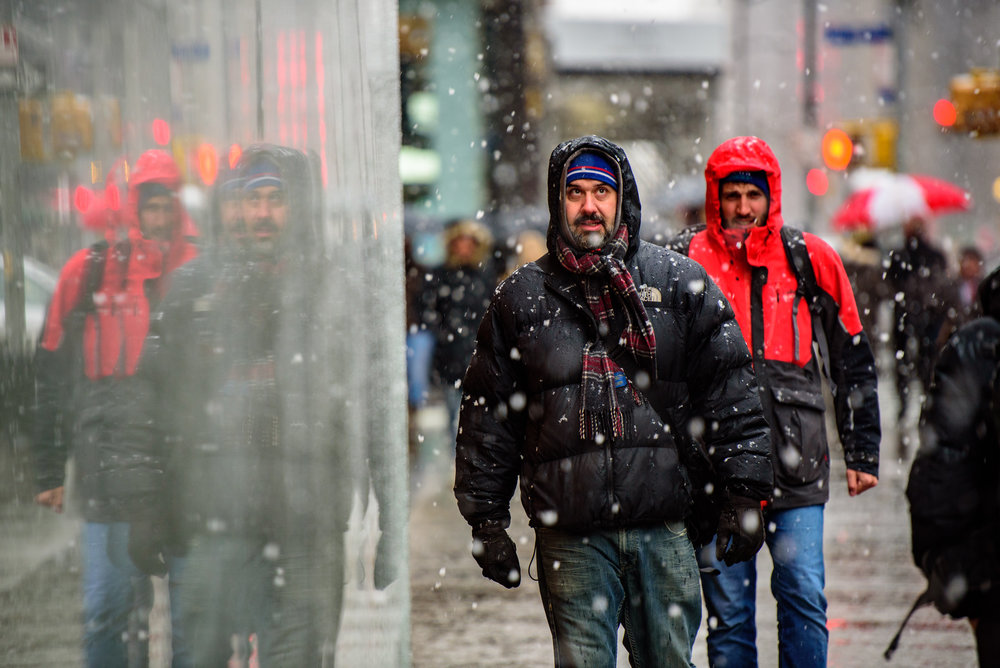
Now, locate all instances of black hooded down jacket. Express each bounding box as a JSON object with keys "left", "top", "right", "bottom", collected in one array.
[
  {"left": 454, "top": 136, "right": 773, "bottom": 533},
  {"left": 907, "top": 264, "right": 1000, "bottom": 619},
  {"left": 126, "top": 145, "right": 351, "bottom": 542}
]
